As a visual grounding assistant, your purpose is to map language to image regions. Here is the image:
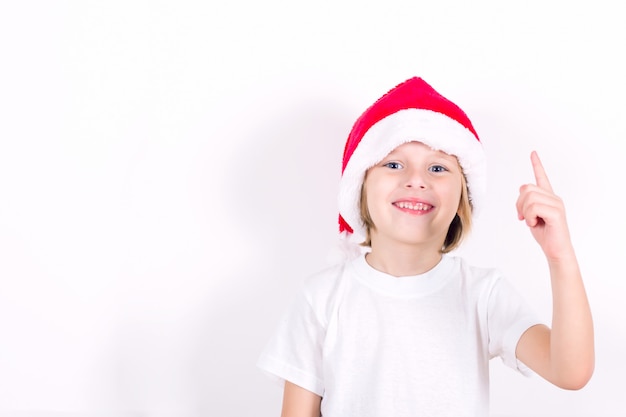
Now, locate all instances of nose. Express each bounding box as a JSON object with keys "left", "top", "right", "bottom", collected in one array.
[{"left": 404, "top": 167, "right": 428, "bottom": 189}]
